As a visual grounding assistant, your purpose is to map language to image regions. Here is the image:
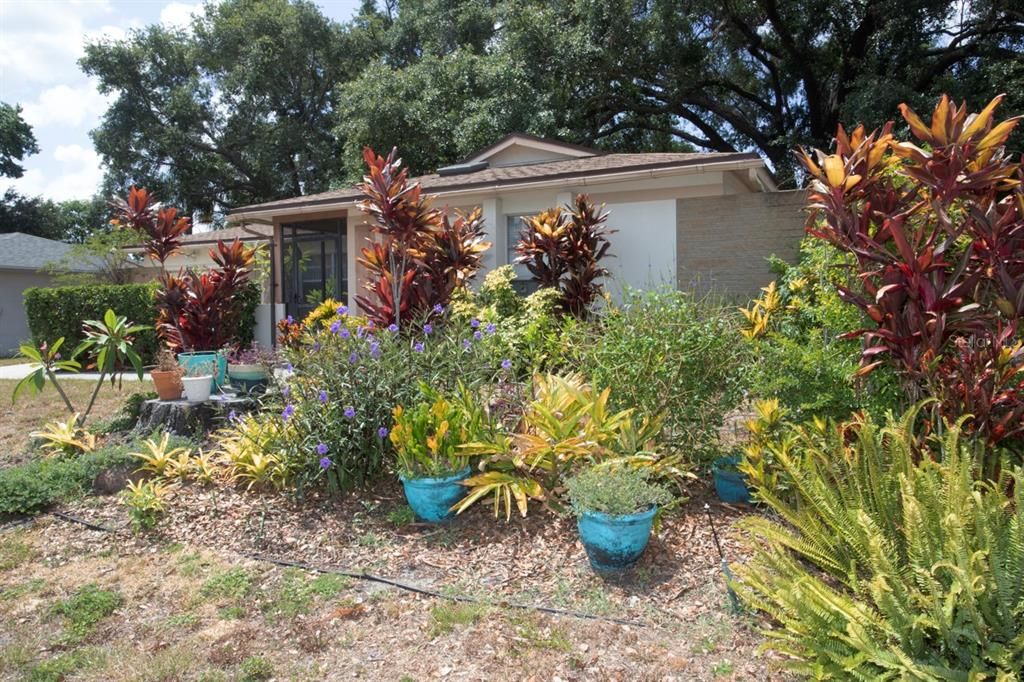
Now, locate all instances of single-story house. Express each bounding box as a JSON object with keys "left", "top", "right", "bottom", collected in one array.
[
  {"left": 136, "top": 134, "right": 807, "bottom": 344},
  {"left": 0, "top": 232, "right": 98, "bottom": 355}
]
